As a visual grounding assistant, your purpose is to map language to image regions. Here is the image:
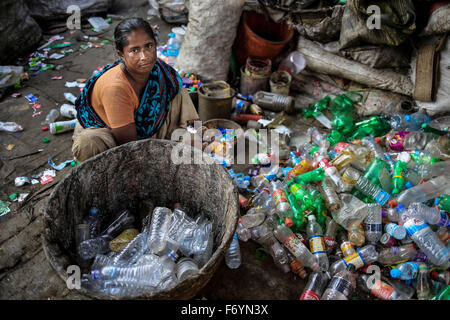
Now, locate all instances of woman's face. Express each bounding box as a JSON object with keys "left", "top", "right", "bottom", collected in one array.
[{"left": 118, "top": 28, "right": 157, "bottom": 75}]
